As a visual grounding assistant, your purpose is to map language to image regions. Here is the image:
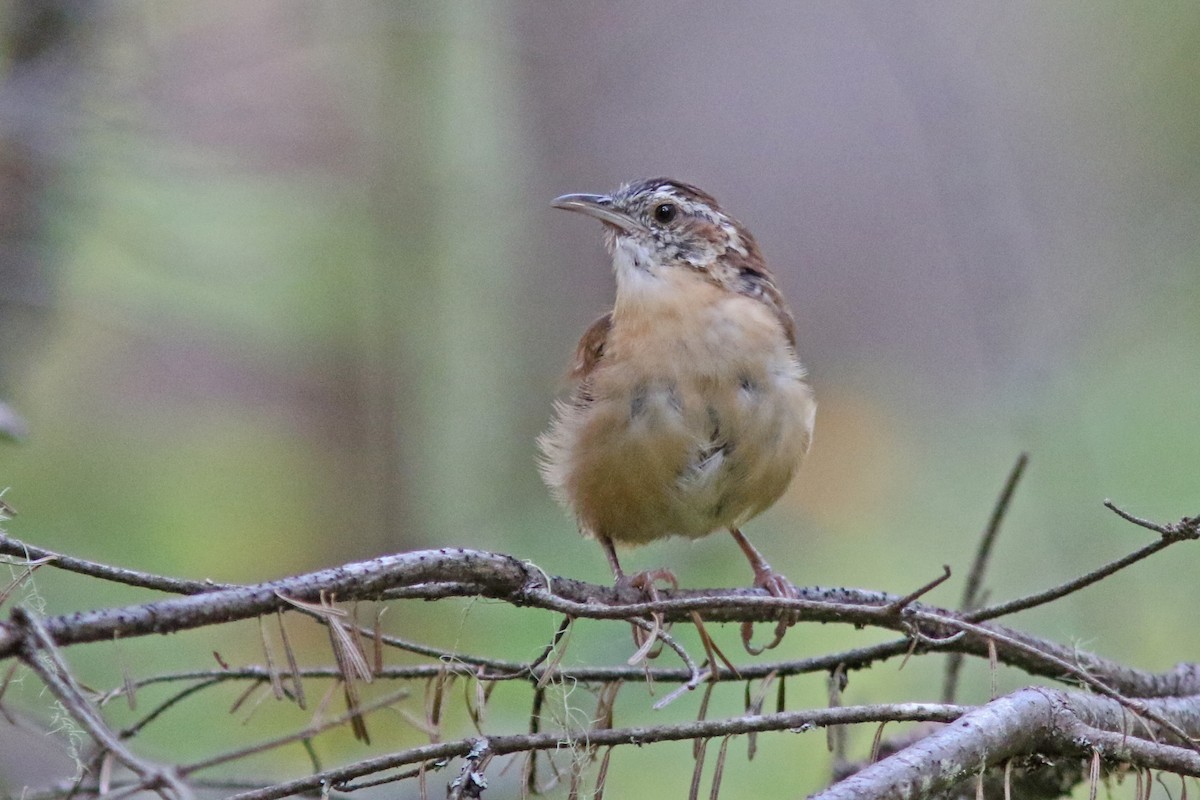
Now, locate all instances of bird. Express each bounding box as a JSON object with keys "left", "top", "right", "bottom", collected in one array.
[{"left": 538, "top": 178, "right": 816, "bottom": 600}]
